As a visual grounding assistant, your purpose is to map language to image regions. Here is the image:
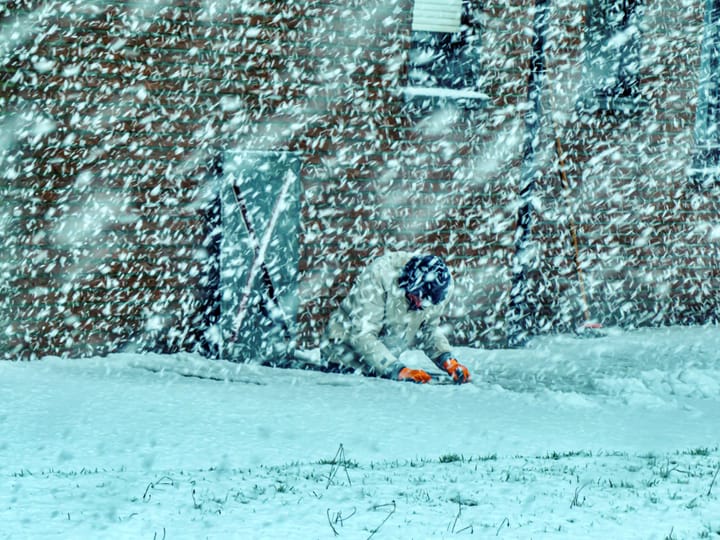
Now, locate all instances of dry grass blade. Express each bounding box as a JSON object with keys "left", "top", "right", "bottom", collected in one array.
[{"left": 367, "top": 501, "right": 396, "bottom": 540}]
